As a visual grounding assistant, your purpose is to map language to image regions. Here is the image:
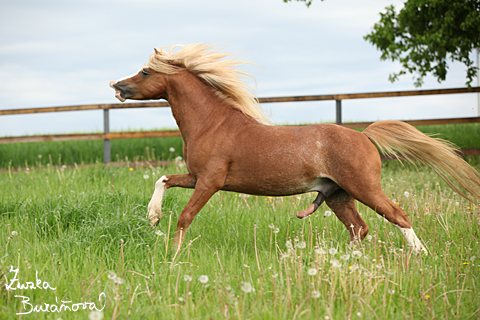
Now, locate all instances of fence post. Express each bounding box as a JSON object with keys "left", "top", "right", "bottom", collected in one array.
[
  {"left": 335, "top": 100, "right": 342, "bottom": 124},
  {"left": 477, "top": 48, "right": 479, "bottom": 116},
  {"left": 103, "top": 108, "right": 111, "bottom": 163}
]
